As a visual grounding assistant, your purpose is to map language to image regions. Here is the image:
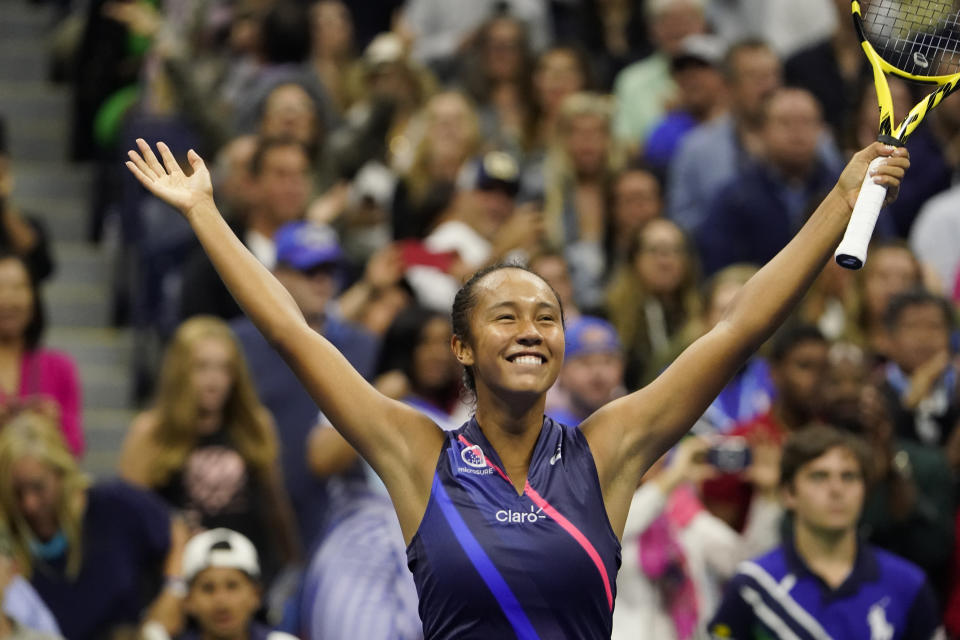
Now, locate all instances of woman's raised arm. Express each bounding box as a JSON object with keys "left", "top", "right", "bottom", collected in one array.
[
  {"left": 582, "top": 142, "right": 910, "bottom": 534},
  {"left": 125, "top": 141, "right": 443, "bottom": 533}
]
